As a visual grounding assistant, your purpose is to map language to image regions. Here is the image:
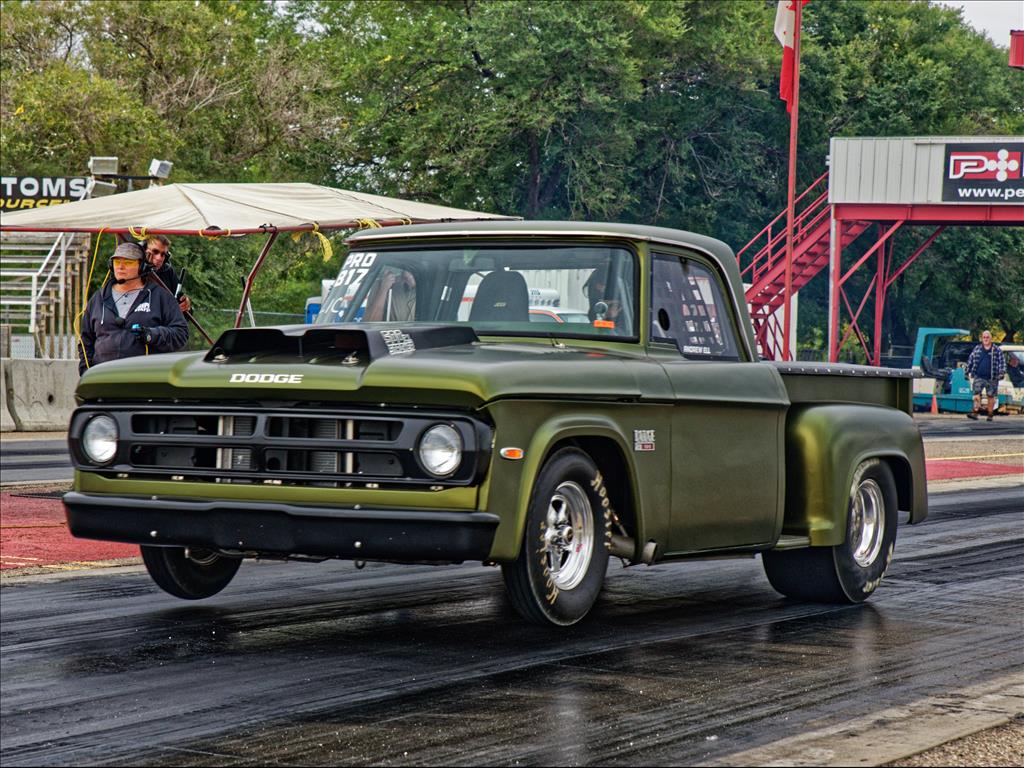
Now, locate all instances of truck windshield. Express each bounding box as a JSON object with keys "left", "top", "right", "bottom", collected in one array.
[{"left": 315, "top": 244, "right": 637, "bottom": 338}]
